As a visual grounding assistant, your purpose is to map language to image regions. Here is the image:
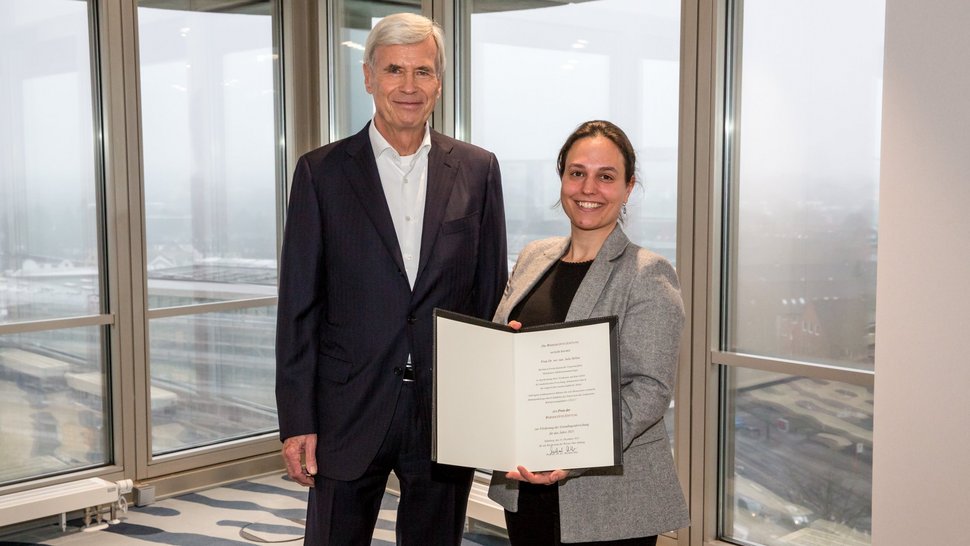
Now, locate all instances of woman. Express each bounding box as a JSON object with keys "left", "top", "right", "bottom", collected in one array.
[{"left": 488, "top": 120, "right": 690, "bottom": 545}]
